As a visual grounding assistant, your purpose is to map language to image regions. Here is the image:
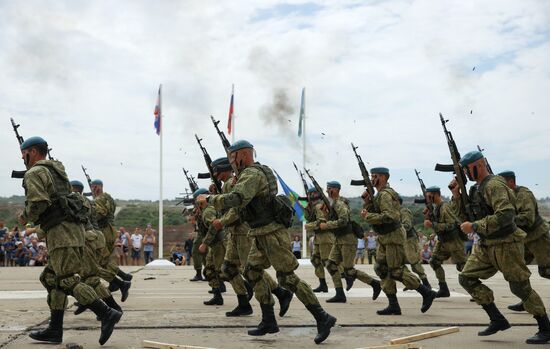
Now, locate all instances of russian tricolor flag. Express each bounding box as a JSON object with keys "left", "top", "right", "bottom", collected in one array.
[{"left": 154, "top": 85, "right": 161, "bottom": 135}]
